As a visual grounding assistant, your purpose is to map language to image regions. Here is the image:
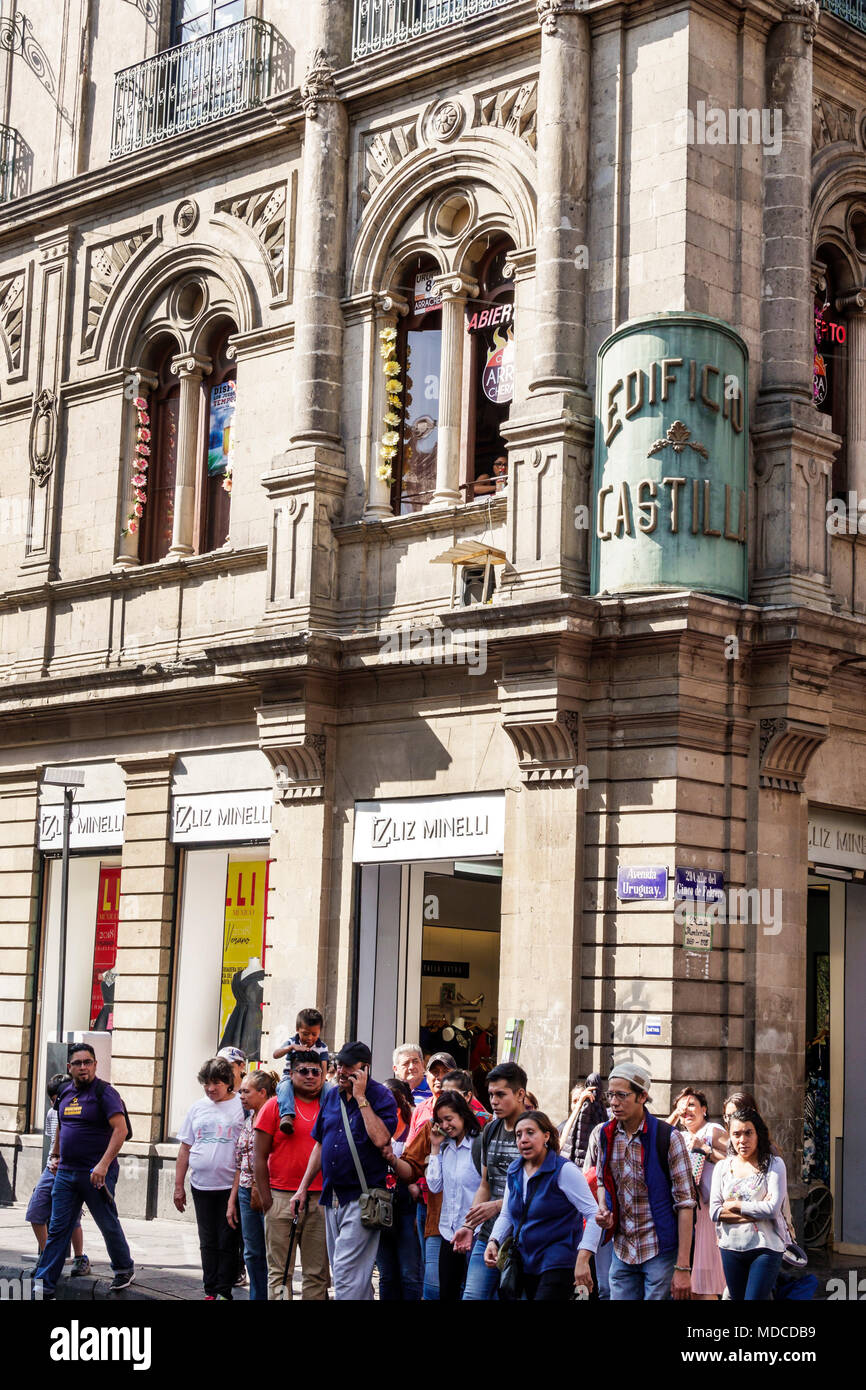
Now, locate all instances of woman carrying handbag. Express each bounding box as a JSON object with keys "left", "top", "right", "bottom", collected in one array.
[
  {"left": 482, "top": 1110, "right": 601, "bottom": 1302},
  {"left": 227, "top": 1069, "right": 278, "bottom": 1301}
]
